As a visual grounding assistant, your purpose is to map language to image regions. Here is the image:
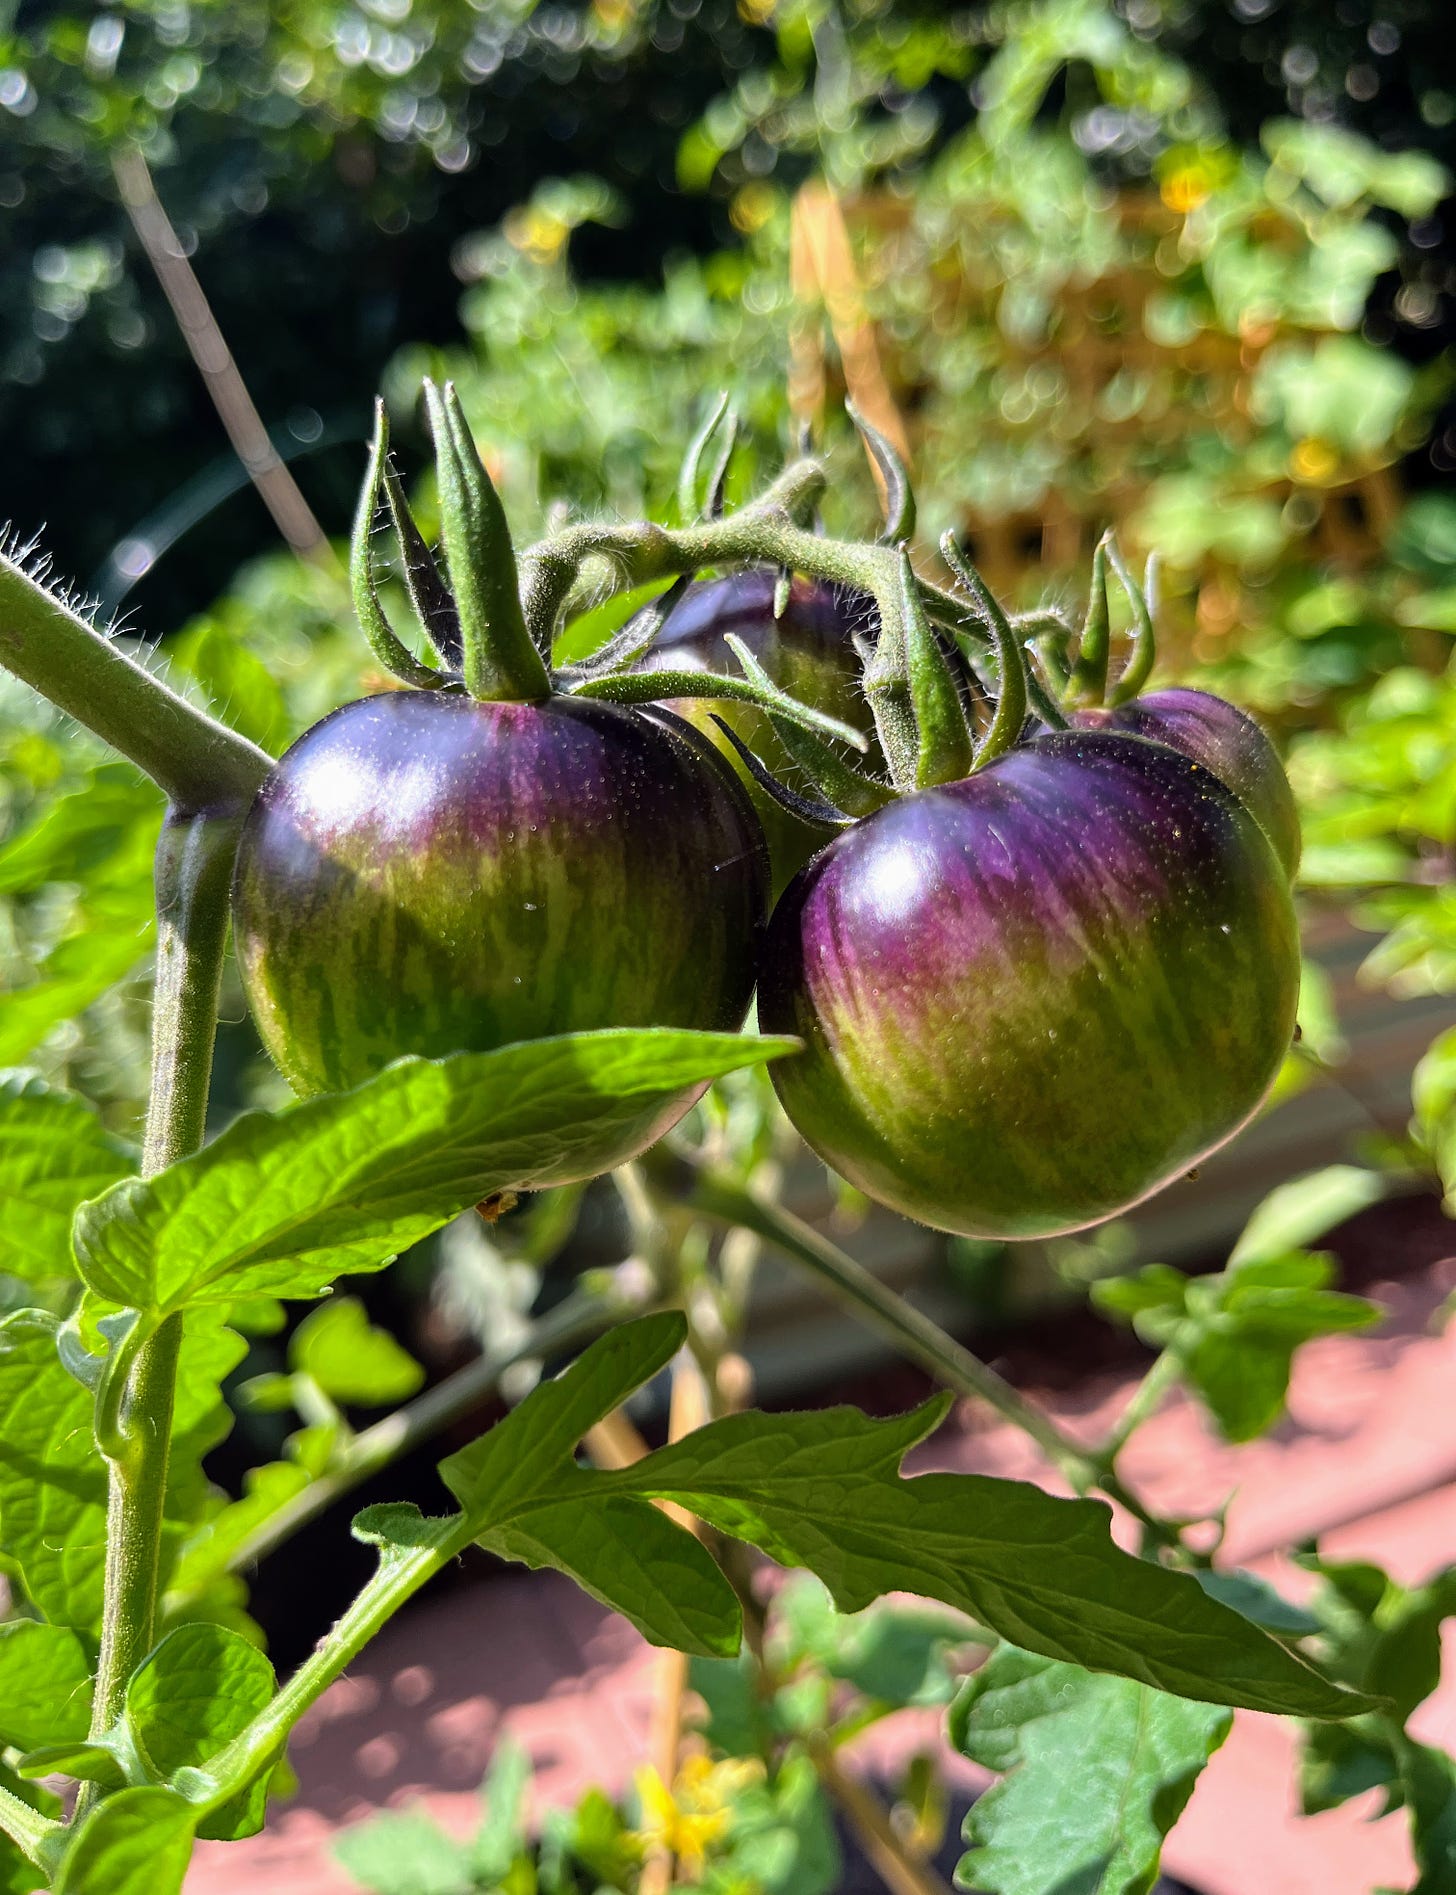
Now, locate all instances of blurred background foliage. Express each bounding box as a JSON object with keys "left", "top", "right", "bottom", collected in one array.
[{"left": 3, "top": 0, "right": 1456, "bottom": 1303}]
